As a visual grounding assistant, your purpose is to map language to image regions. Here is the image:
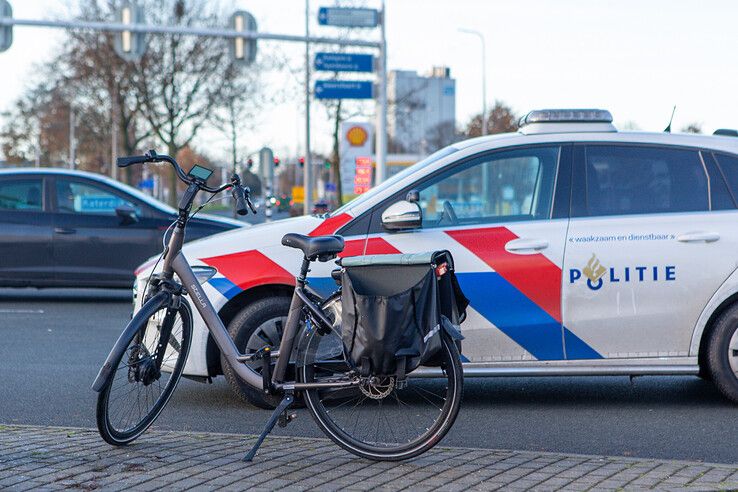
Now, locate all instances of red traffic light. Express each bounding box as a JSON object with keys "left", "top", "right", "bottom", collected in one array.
[
  {"left": 273, "top": 157, "right": 280, "bottom": 167},
  {"left": 298, "top": 156, "right": 305, "bottom": 167},
  {"left": 246, "top": 158, "right": 253, "bottom": 168}
]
